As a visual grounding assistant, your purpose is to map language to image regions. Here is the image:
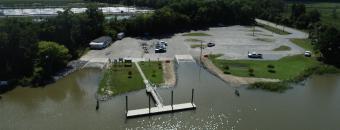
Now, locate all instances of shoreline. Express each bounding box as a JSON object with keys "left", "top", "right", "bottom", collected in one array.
[
  {"left": 162, "top": 60, "right": 177, "bottom": 87},
  {"left": 201, "top": 56, "right": 280, "bottom": 86}
]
